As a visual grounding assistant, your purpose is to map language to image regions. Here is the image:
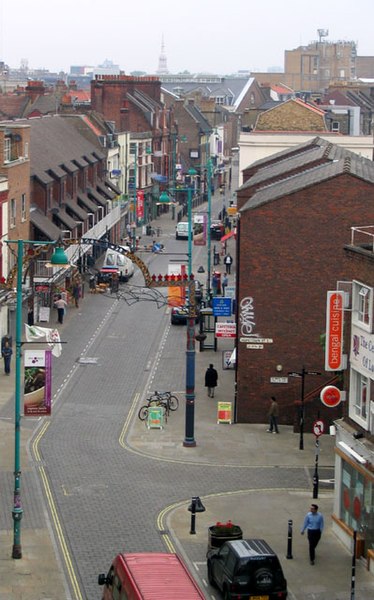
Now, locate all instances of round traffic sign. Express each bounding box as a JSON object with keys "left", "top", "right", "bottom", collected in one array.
[
  {"left": 313, "top": 420, "right": 325, "bottom": 436},
  {"left": 320, "top": 385, "right": 342, "bottom": 408}
]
